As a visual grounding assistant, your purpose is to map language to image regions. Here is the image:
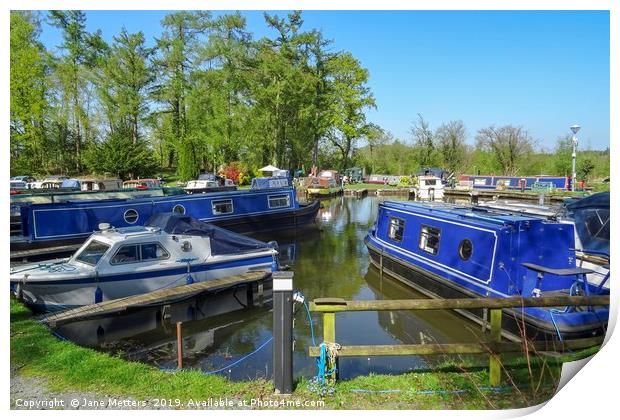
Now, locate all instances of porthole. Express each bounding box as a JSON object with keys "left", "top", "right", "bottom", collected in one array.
[
  {"left": 458, "top": 239, "right": 473, "bottom": 261},
  {"left": 173, "top": 204, "right": 186, "bottom": 215},
  {"left": 124, "top": 209, "right": 139, "bottom": 224}
]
